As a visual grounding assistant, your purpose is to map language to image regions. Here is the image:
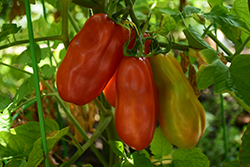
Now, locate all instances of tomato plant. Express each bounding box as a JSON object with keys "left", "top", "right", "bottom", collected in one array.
[{"left": 0, "top": 0, "right": 250, "bottom": 167}]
